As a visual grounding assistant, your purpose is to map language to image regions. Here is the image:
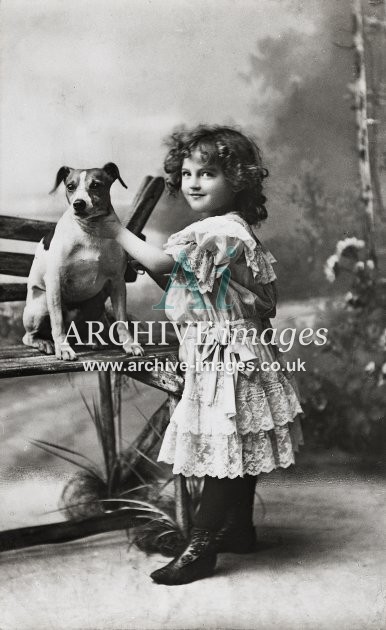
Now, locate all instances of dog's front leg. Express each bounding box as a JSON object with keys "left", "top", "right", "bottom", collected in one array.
[
  {"left": 45, "top": 271, "right": 77, "bottom": 361},
  {"left": 110, "top": 278, "right": 144, "bottom": 356}
]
